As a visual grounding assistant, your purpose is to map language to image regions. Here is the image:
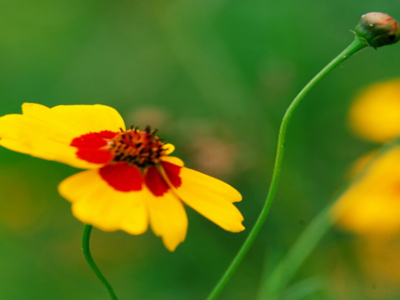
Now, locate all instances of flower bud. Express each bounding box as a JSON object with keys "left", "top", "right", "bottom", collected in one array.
[{"left": 355, "top": 12, "right": 400, "bottom": 48}]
